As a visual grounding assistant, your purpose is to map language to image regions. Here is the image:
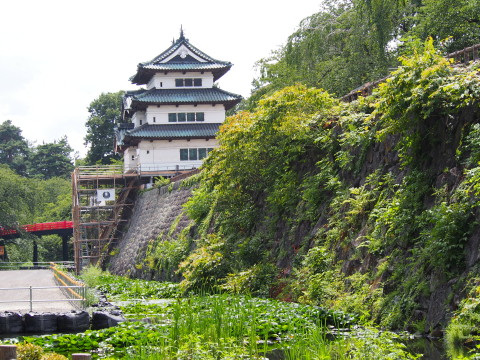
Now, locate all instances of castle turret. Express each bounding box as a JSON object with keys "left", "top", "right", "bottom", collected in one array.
[{"left": 115, "top": 29, "right": 242, "bottom": 177}]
